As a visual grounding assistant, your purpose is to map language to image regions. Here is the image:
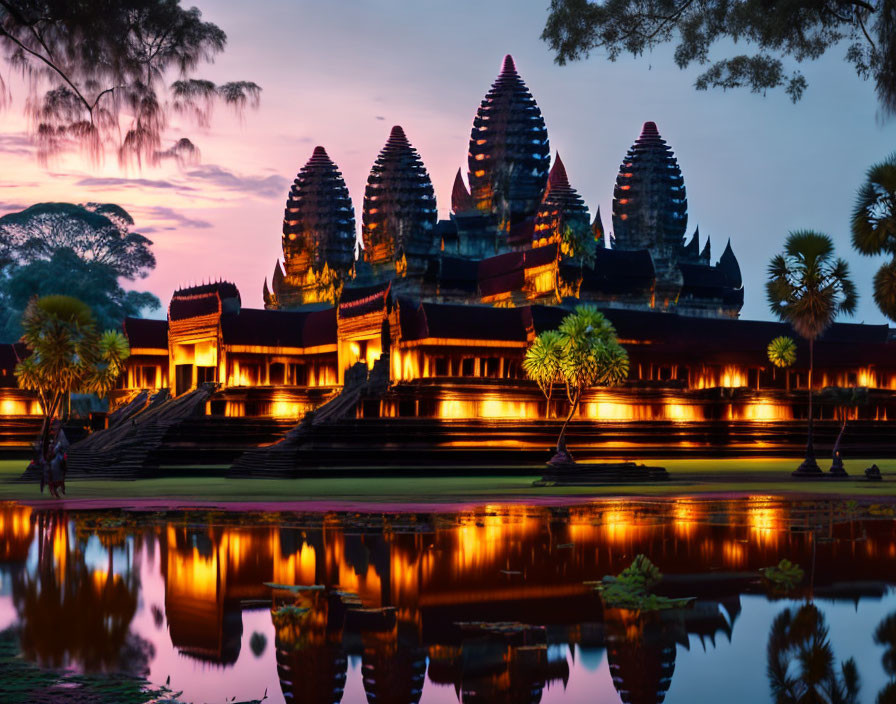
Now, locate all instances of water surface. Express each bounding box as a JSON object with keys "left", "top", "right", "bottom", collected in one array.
[{"left": 0, "top": 499, "right": 895, "bottom": 703}]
